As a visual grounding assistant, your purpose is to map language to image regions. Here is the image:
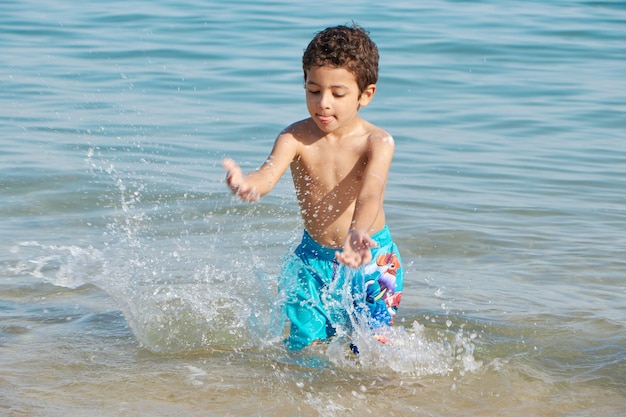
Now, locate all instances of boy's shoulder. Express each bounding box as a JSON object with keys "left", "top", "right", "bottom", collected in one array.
[
  {"left": 280, "top": 118, "right": 316, "bottom": 136},
  {"left": 361, "top": 119, "right": 395, "bottom": 147},
  {"left": 277, "top": 118, "right": 321, "bottom": 147}
]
